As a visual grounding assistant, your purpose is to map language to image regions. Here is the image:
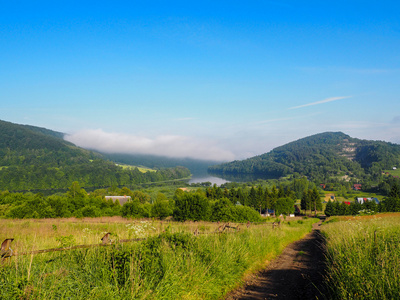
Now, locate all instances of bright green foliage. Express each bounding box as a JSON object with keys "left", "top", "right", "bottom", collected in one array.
[
  {"left": 300, "top": 189, "right": 311, "bottom": 212},
  {"left": 210, "top": 198, "right": 234, "bottom": 222},
  {"left": 275, "top": 197, "right": 295, "bottom": 216},
  {"left": 310, "top": 186, "right": 322, "bottom": 213},
  {"left": 151, "top": 193, "right": 173, "bottom": 219},
  {"left": 173, "top": 192, "right": 210, "bottom": 221},
  {"left": 1, "top": 183, "right": 122, "bottom": 219},
  {"left": 324, "top": 201, "right": 335, "bottom": 217},
  {"left": 209, "top": 198, "right": 261, "bottom": 222}
]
